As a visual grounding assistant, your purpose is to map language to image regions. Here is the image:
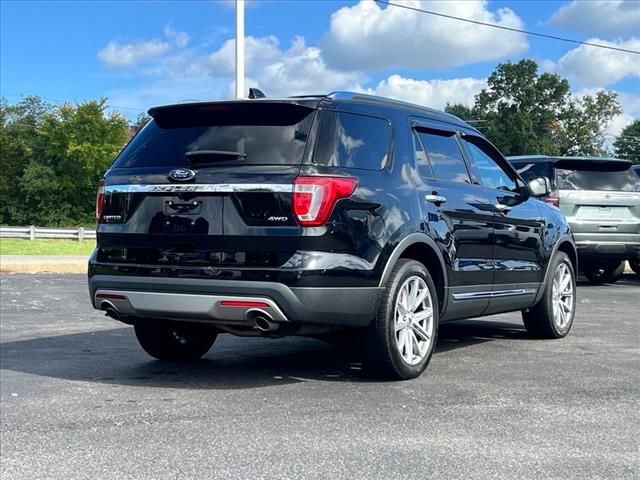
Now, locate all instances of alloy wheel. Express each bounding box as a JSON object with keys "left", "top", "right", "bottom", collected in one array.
[
  {"left": 394, "top": 276, "right": 434, "bottom": 365},
  {"left": 552, "top": 263, "right": 574, "bottom": 331}
]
